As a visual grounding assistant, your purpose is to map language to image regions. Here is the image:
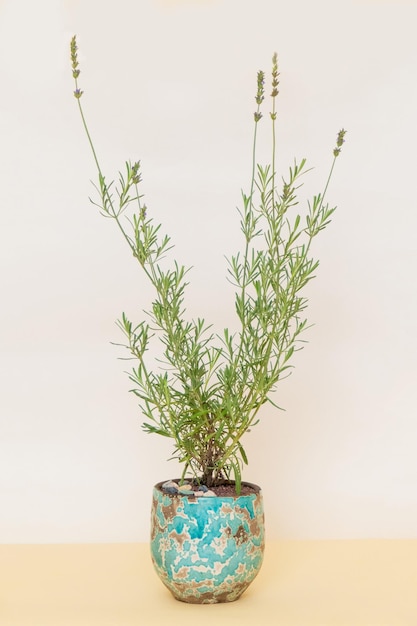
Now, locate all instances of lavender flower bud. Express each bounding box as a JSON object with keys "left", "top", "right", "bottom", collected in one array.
[
  {"left": 333, "top": 129, "right": 347, "bottom": 157},
  {"left": 255, "top": 71, "right": 265, "bottom": 106}
]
